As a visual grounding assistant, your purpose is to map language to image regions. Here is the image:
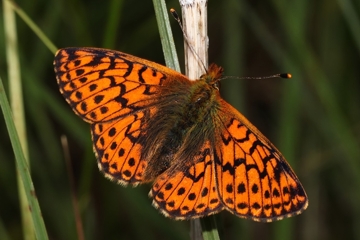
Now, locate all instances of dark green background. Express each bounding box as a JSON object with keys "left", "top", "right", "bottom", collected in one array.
[{"left": 1, "top": 0, "right": 360, "bottom": 239}]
